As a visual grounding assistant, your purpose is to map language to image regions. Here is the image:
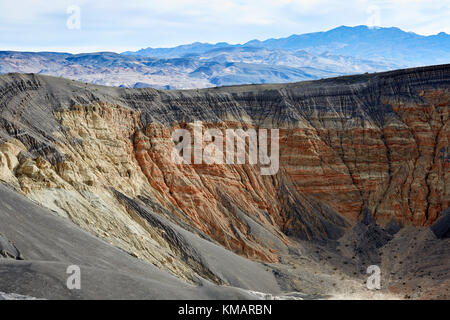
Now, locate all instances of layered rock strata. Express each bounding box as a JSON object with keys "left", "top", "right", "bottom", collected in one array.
[{"left": 0, "top": 65, "right": 448, "bottom": 271}]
